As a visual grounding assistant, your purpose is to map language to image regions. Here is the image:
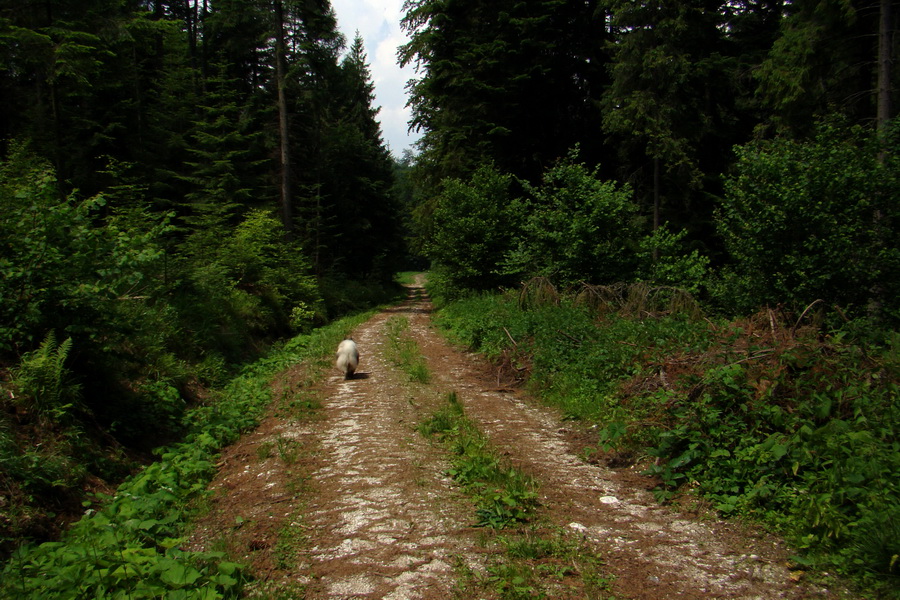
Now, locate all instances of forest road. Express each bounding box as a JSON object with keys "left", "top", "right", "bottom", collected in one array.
[{"left": 187, "top": 278, "right": 841, "bottom": 599}]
